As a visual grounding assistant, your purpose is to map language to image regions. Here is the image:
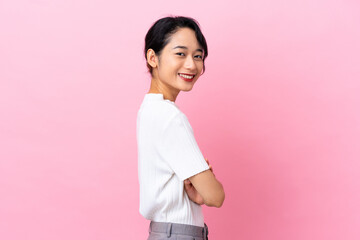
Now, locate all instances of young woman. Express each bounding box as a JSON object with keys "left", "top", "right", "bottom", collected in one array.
[{"left": 137, "top": 16, "right": 225, "bottom": 240}]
